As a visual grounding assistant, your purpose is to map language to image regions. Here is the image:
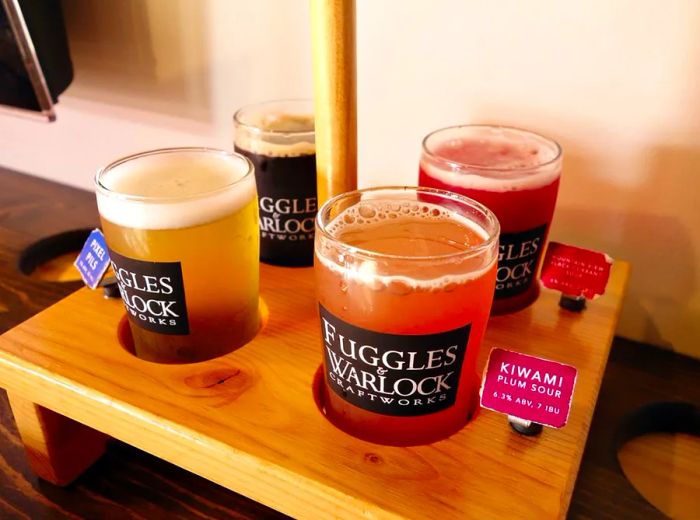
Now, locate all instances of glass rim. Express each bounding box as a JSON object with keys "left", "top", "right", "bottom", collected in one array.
[
  {"left": 233, "top": 98, "right": 315, "bottom": 138},
  {"left": 421, "top": 124, "right": 563, "bottom": 177},
  {"left": 94, "top": 147, "right": 254, "bottom": 203},
  {"left": 316, "top": 186, "right": 500, "bottom": 262}
]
